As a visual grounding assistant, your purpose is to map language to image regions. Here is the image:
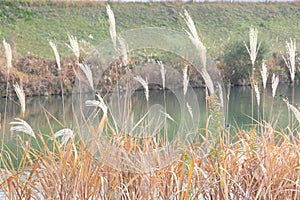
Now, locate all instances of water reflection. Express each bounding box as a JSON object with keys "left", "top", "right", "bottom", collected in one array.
[{"left": 0, "top": 84, "right": 299, "bottom": 140}]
